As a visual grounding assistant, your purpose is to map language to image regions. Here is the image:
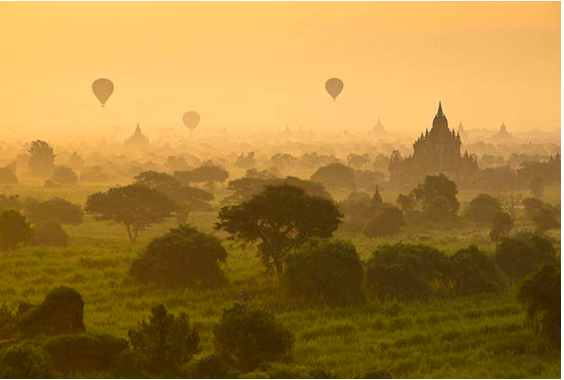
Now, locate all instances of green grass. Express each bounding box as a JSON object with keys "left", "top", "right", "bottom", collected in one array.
[{"left": 0, "top": 185, "right": 560, "bottom": 378}]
